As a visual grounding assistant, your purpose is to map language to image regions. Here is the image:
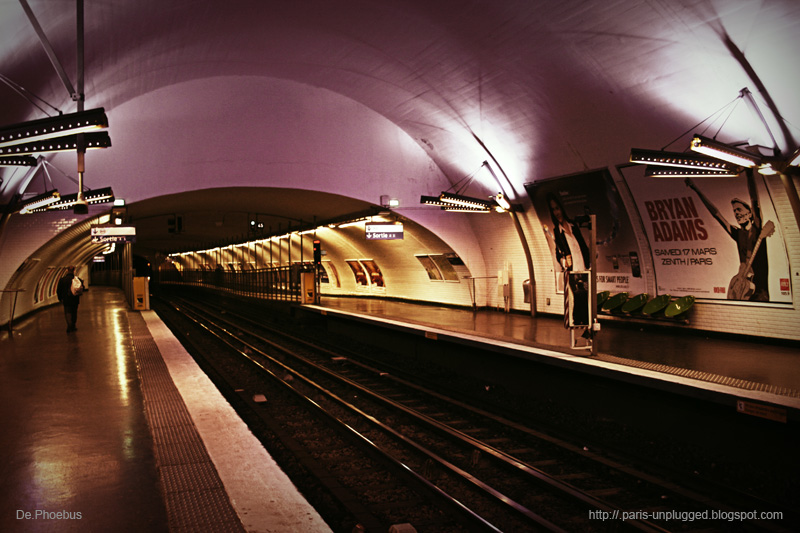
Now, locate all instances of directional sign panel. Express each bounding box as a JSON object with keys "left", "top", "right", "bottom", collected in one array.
[
  {"left": 92, "top": 234, "right": 135, "bottom": 243},
  {"left": 91, "top": 225, "right": 136, "bottom": 236},
  {"left": 366, "top": 223, "right": 403, "bottom": 240},
  {"left": 91, "top": 225, "right": 136, "bottom": 243}
]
